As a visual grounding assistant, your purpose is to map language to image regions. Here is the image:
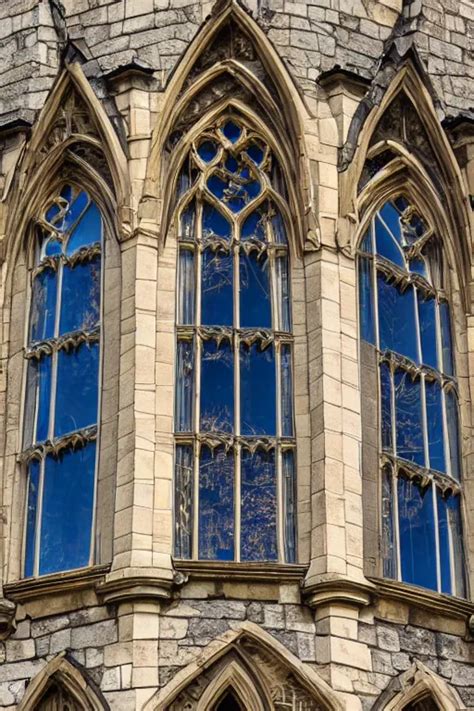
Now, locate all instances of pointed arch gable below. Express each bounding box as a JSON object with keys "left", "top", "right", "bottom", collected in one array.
[{"left": 144, "top": 622, "right": 347, "bottom": 711}]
